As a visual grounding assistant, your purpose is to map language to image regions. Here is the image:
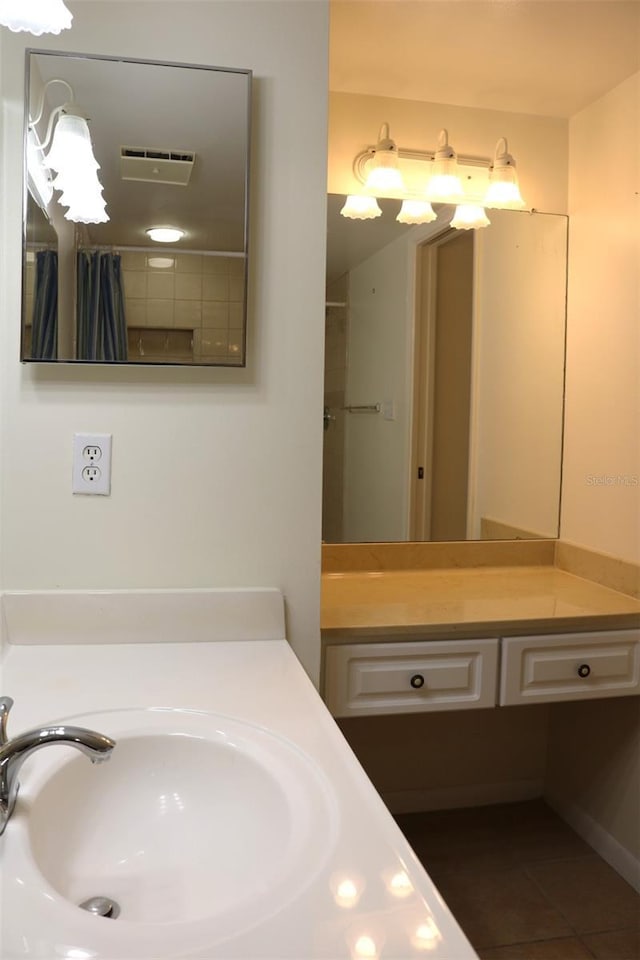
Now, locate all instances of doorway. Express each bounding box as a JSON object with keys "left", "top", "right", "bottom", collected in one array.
[{"left": 411, "top": 230, "right": 474, "bottom": 541}]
